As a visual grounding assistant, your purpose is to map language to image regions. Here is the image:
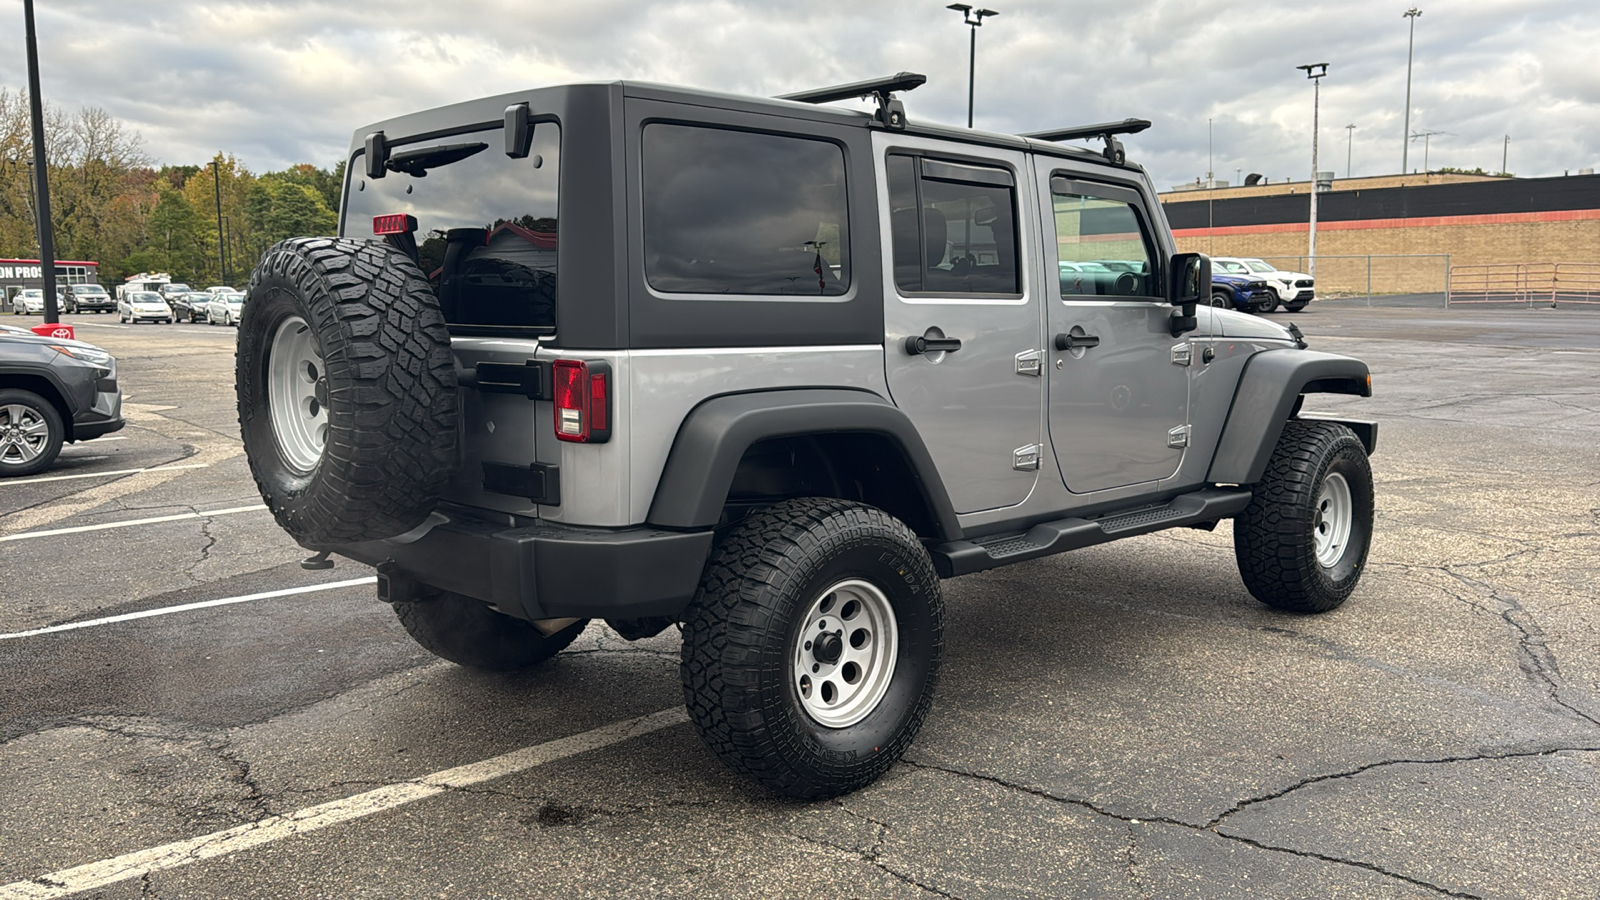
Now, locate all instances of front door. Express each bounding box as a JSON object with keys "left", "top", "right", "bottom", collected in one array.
[
  {"left": 878, "top": 135, "right": 1042, "bottom": 514},
  {"left": 1038, "top": 171, "right": 1190, "bottom": 494}
]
